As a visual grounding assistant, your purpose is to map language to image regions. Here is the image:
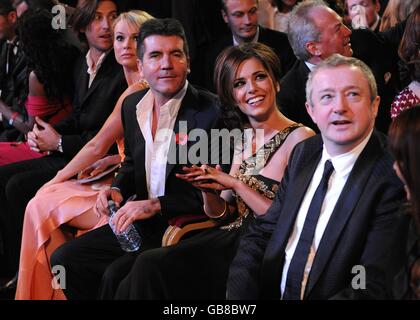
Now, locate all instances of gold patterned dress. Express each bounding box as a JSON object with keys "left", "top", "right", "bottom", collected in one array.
[{"left": 114, "top": 124, "right": 302, "bottom": 300}]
